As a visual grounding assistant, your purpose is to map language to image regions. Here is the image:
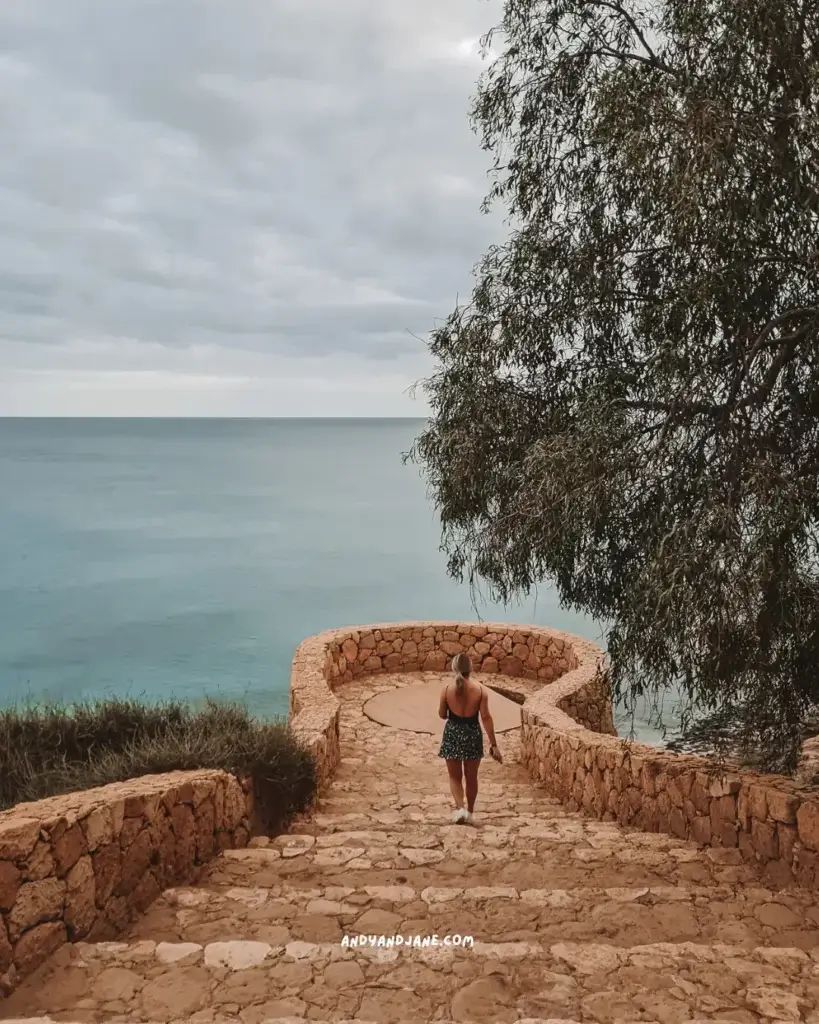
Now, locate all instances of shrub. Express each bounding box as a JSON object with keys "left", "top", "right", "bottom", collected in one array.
[{"left": 0, "top": 697, "right": 316, "bottom": 830}]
